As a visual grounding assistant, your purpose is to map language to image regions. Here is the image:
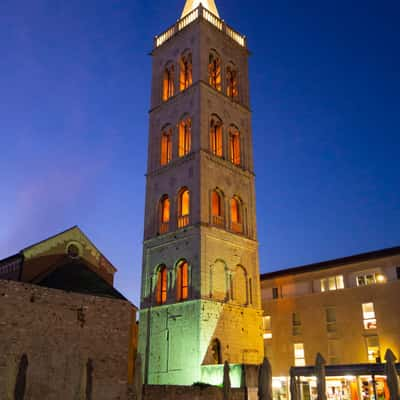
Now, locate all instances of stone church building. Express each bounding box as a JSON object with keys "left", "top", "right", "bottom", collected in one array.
[
  {"left": 138, "top": 0, "right": 264, "bottom": 386},
  {"left": 0, "top": 226, "right": 138, "bottom": 399}
]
